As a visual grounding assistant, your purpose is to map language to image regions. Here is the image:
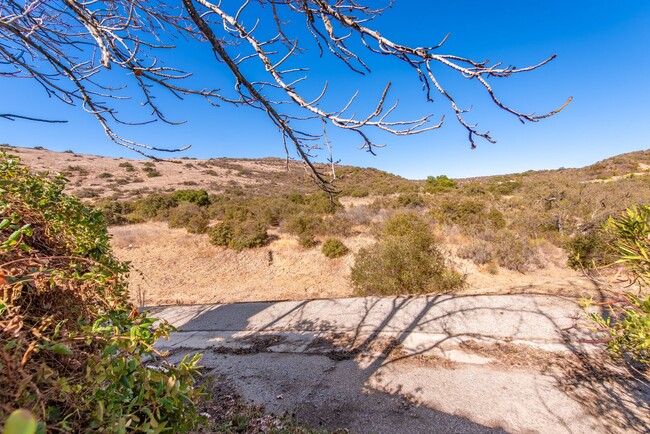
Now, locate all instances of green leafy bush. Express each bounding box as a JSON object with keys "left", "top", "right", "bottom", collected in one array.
[
  {"left": 0, "top": 153, "right": 204, "bottom": 432},
  {"left": 565, "top": 231, "right": 611, "bottom": 269},
  {"left": 172, "top": 189, "right": 210, "bottom": 207},
  {"left": 95, "top": 199, "right": 136, "bottom": 226},
  {"left": 304, "top": 192, "right": 341, "bottom": 214},
  {"left": 604, "top": 205, "right": 650, "bottom": 283},
  {"left": 143, "top": 167, "right": 161, "bottom": 178},
  {"left": 487, "top": 179, "right": 522, "bottom": 196},
  {"left": 351, "top": 212, "right": 464, "bottom": 295},
  {"left": 208, "top": 219, "right": 269, "bottom": 250},
  {"left": 585, "top": 205, "right": 650, "bottom": 366},
  {"left": 298, "top": 232, "right": 318, "bottom": 248},
  {"left": 316, "top": 215, "right": 354, "bottom": 237},
  {"left": 167, "top": 202, "right": 210, "bottom": 234},
  {"left": 321, "top": 238, "right": 349, "bottom": 258},
  {"left": 433, "top": 200, "right": 486, "bottom": 225},
  {"left": 132, "top": 193, "right": 177, "bottom": 219},
  {"left": 424, "top": 175, "right": 457, "bottom": 192},
  {"left": 285, "top": 213, "right": 320, "bottom": 237},
  {"left": 118, "top": 161, "right": 135, "bottom": 172},
  {"left": 396, "top": 193, "right": 425, "bottom": 208}
]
